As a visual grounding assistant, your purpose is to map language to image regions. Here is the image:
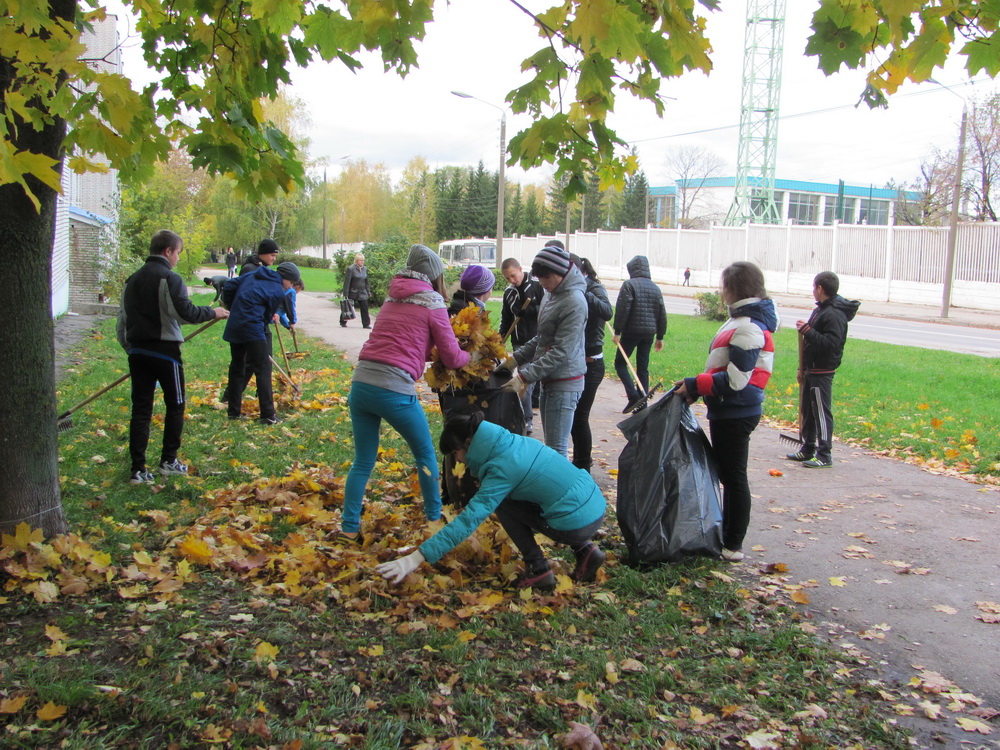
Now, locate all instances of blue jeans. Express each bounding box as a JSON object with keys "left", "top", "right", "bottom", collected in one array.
[
  {"left": 540, "top": 388, "right": 581, "bottom": 458},
  {"left": 343, "top": 381, "right": 441, "bottom": 533},
  {"left": 614, "top": 335, "right": 653, "bottom": 402}
]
